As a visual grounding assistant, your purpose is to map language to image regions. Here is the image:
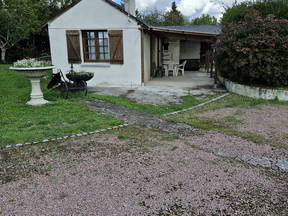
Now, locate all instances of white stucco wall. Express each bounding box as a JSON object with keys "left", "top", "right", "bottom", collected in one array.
[
  {"left": 220, "top": 77, "right": 288, "bottom": 101},
  {"left": 162, "top": 39, "right": 180, "bottom": 64},
  {"left": 180, "top": 41, "right": 200, "bottom": 59},
  {"left": 48, "top": 0, "right": 142, "bottom": 87}
]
